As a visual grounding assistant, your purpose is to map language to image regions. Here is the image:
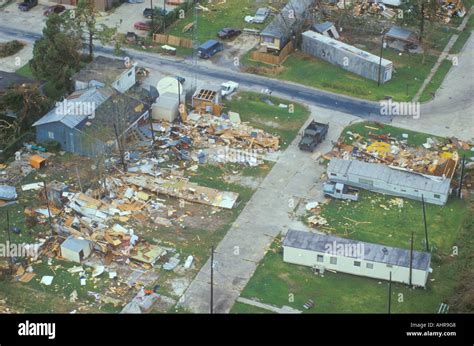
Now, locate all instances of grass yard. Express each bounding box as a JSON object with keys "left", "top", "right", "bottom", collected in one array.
[
  {"left": 419, "top": 60, "right": 453, "bottom": 102},
  {"left": 223, "top": 92, "right": 310, "bottom": 149},
  {"left": 166, "top": 0, "right": 273, "bottom": 43},
  {"left": 245, "top": 48, "right": 439, "bottom": 102},
  {"left": 320, "top": 191, "right": 467, "bottom": 253},
  {"left": 15, "top": 63, "right": 34, "bottom": 79}
]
